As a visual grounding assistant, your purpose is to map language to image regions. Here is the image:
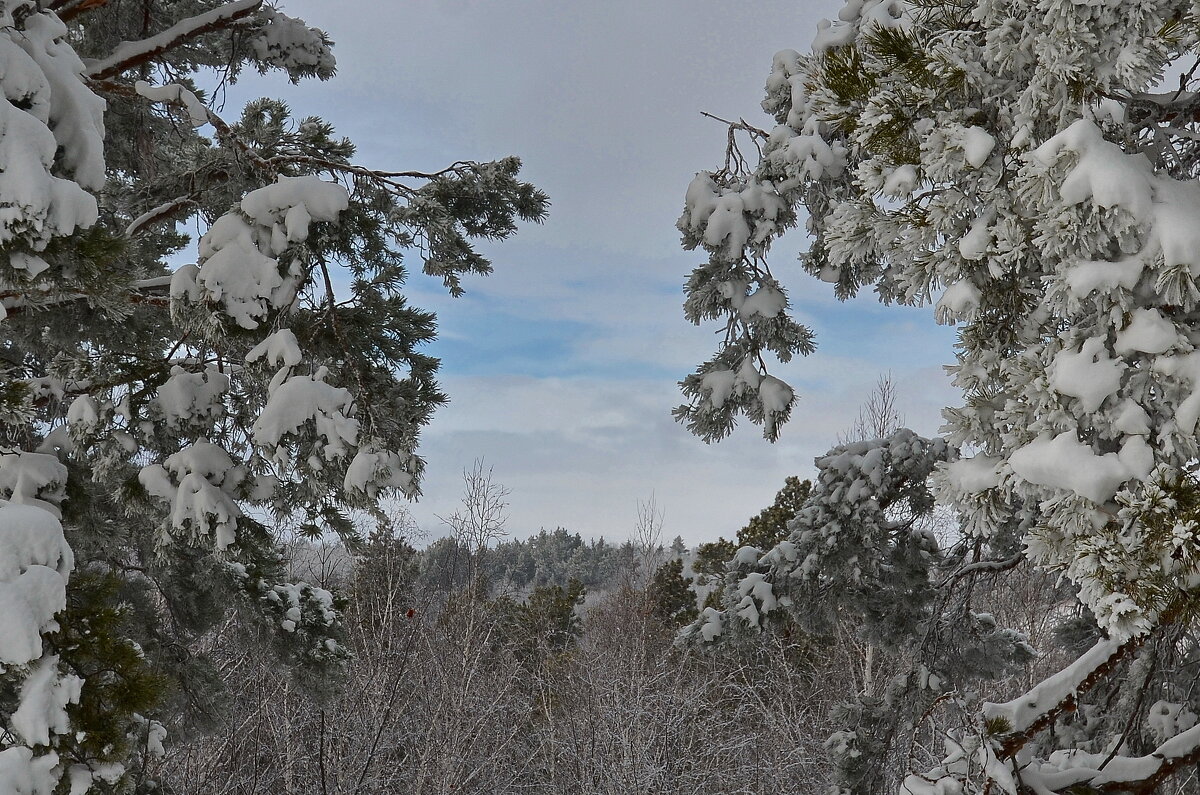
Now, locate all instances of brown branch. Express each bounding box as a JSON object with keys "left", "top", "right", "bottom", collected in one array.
[
  {"left": 85, "top": 78, "right": 138, "bottom": 97},
  {"left": 56, "top": 0, "right": 109, "bottom": 23},
  {"left": 265, "top": 154, "right": 479, "bottom": 182},
  {"left": 992, "top": 599, "right": 1191, "bottom": 770},
  {"left": 1103, "top": 736, "right": 1200, "bottom": 793},
  {"left": 126, "top": 196, "right": 199, "bottom": 237},
  {"left": 0, "top": 282, "right": 172, "bottom": 316},
  {"left": 86, "top": 0, "right": 263, "bottom": 82},
  {"left": 995, "top": 633, "right": 1148, "bottom": 759}
]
